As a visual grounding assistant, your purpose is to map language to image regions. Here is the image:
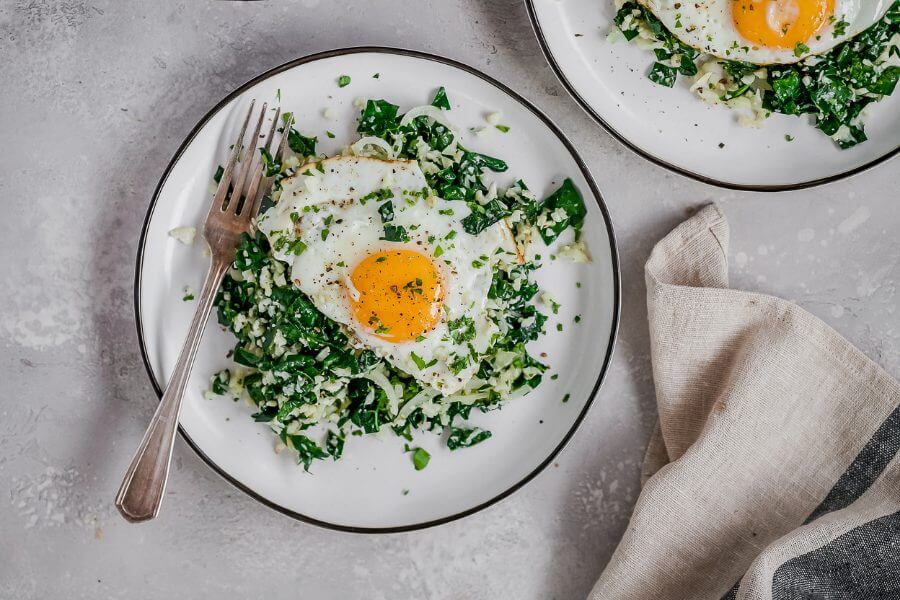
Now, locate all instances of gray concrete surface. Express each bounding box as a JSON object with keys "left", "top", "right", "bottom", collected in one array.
[{"left": 0, "top": 1, "right": 897, "bottom": 598}]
